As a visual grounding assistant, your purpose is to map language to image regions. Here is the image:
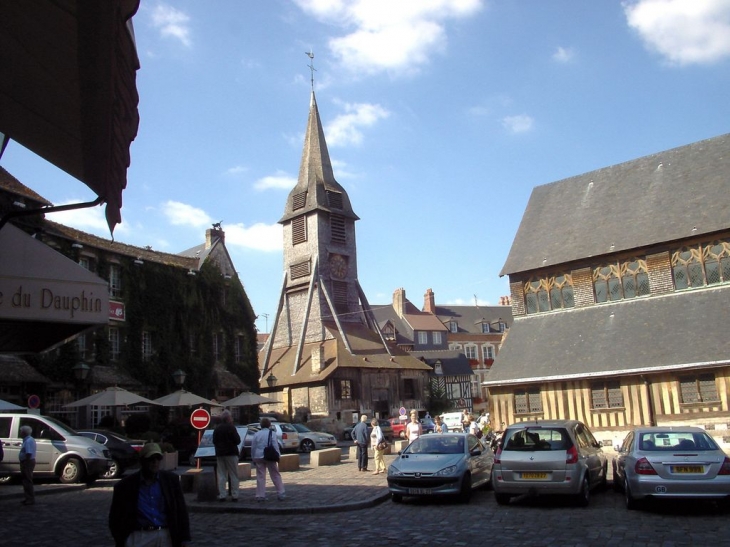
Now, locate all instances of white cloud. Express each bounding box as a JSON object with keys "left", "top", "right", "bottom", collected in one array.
[
  {"left": 225, "top": 165, "right": 248, "bottom": 176},
  {"left": 294, "top": 0, "right": 484, "bottom": 76},
  {"left": 224, "top": 222, "right": 283, "bottom": 252},
  {"left": 502, "top": 114, "right": 534, "bottom": 134},
  {"left": 161, "top": 201, "right": 212, "bottom": 227},
  {"left": 467, "top": 105, "right": 491, "bottom": 117},
  {"left": 623, "top": 0, "right": 730, "bottom": 65},
  {"left": 325, "top": 102, "right": 390, "bottom": 146},
  {"left": 45, "top": 201, "right": 130, "bottom": 238},
  {"left": 552, "top": 46, "right": 575, "bottom": 63},
  {"left": 150, "top": 4, "right": 192, "bottom": 48},
  {"left": 253, "top": 171, "right": 297, "bottom": 191}
]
